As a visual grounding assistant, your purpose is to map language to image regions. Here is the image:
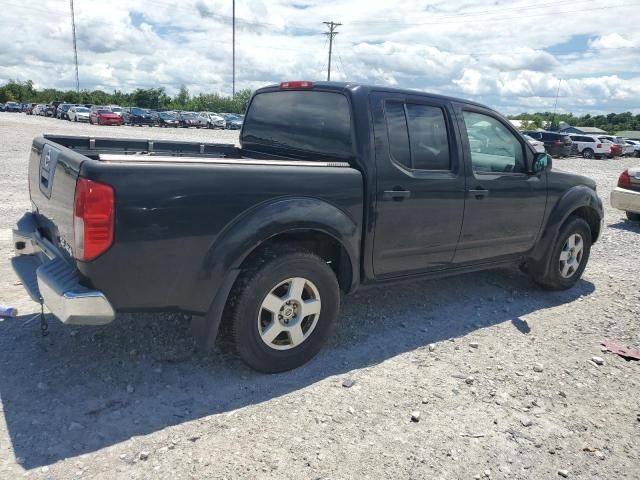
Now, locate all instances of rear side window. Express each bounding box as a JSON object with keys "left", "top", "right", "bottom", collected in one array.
[
  {"left": 242, "top": 90, "right": 353, "bottom": 160},
  {"left": 384, "top": 101, "right": 451, "bottom": 171}
]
